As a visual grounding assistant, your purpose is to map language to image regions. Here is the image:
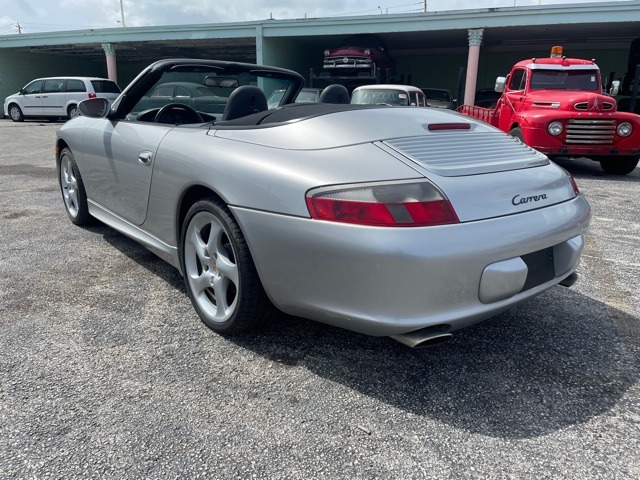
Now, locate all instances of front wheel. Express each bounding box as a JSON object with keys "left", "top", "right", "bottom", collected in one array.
[
  {"left": 8, "top": 104, "right": 24, "bottom": 122},
  {"left": 599, "top": 156, "right": 639, "bottom": 175},
  {"left": 180, "top": 198, "right": 275, "bottom": 334},
  {"left": 57, "top": 147, "right": 92, "bottom": 225}
]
